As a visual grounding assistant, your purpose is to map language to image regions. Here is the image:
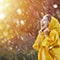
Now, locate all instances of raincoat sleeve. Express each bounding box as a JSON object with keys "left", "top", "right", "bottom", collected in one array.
[
  {"left": 49, "top": 30, "right": 59, "bottom": 46},
  {"left": 42, "top": 30, "right": 59, "bottom": 48},
  {"left": 33, "top": 33, "right": 41, "bottom": 51}
]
